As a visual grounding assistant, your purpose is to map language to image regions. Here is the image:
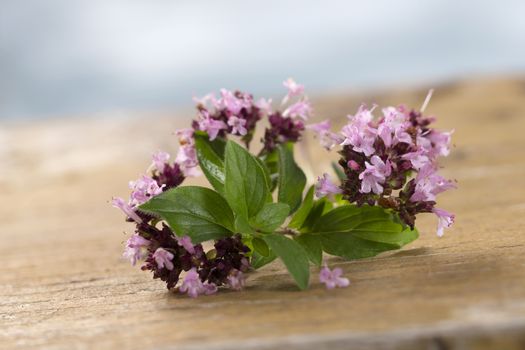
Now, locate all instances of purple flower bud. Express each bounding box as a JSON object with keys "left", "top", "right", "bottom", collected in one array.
[{"left": 347, "top": 160, "right": 360, "bottom": 171}]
